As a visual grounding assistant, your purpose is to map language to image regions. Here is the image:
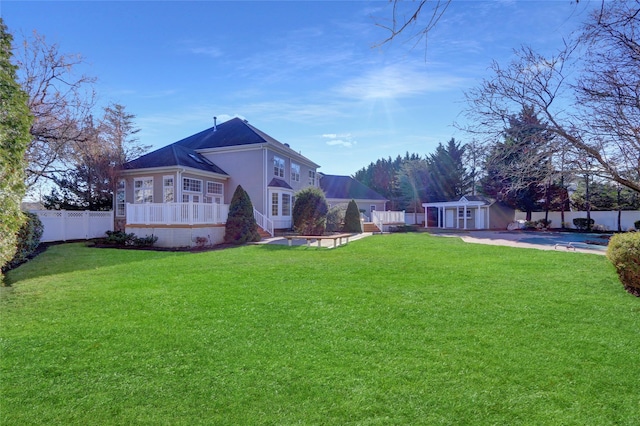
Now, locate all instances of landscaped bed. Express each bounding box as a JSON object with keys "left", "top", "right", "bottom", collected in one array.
[{"left": 1, "top": 234, "right": 638, "bottom": 425}]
